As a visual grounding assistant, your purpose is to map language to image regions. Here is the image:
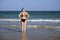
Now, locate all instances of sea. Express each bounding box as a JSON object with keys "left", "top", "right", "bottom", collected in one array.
[
  {"left": 0, "top": 11, "right": 60, "bottom": 26},
  {"left": 0, "top": 11, "right": 60, "bottom": 40}
]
